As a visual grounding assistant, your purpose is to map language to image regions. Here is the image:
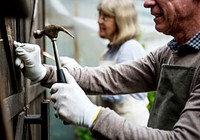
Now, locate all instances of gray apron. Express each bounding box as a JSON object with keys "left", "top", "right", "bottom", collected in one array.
[{"left": 148, "top": 64, "right": 195, "bottom": 130}]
